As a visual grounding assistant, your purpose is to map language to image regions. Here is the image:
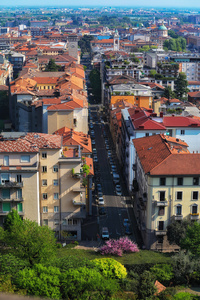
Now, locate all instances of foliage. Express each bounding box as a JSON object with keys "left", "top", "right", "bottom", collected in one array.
[
  {"left": 4, "top": 208, "right": 23, "bottom": 231},
  {"left": 45, "top": 58, "right": 62, "bottom": 72},
  {"left": 174, "top": 72, "right": 189, "bottom": 100},
  {"left": 171, "top": 251, "right": 196, "bottom": 285},
  {"left": 92, "top": 258, "right": 127, "bottom": 279},
  {"left": 167, "top": 219, "right": 191, "bottom": 246},
  {"left": 0, "top": 254, "right": 29, "bottom": 276},
  {"left": 157, "top": 287, "right": 177, "bottom": 300},
  {"left": 149, "top": 69, "right": 157, "bottom": 77},
  {"left": 181, "top": 222, "right": 200, "bottom": 256},
  {"left": 100, "top": 237, "right": 139, "bottom": 256},
  {"left": 82, "top": 163, "right": 90, "bottom": 176},
  {"left": 150, "top": 264, "right": 174, "bottom": 285},
  {"left": 173, "top": 292, "right": 194, "bottom": 300},
  {"left": 0, "top": 90, "right": 9, "bottom": 120},
  {"left": 168, "top": 30, "right": 179, "bottom": 39},
  {"left": 138, "top": 270, "right": 157, "bottom": 300},
  {"left": 89, "top": 69, "right": 101, "bottom": 103},
  {"left": 163, "top": 86, "right": 175, "bottom": 100},
  {"left": 49, "top": 255, "right": 95, "bottom": 272},
  {"left": 60, "top": 266, "right": 119, "bottom": 299},
  {"left": 78, "top": 35, "right": 93, "bottom": 54},
  {"left": 14, "top": 264, "right": 61, "bottom": 299},
  {"left": 3, "top": 211, "right": 57, "bottom": 265},
  {"left": 163, "top": 37, "right": 186, "bottom": 52}
]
